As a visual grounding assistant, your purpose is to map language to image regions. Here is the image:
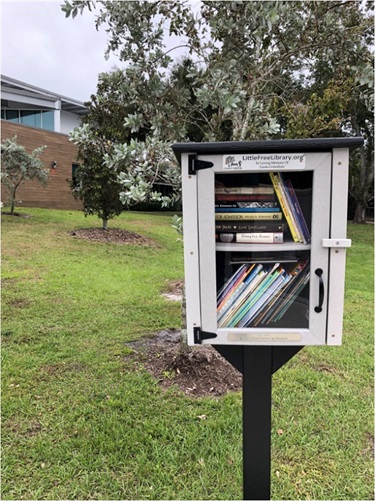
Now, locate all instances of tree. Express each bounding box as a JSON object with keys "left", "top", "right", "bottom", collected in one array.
[
  {"left": 62, "top": 0, "right": 372, "bottom": 141},
  {"left": 62, "top": 1, "right": 373, "bottom": 219},
  {"left": 69, "top": 151, "right": 124, "bottom": 231},
  {"left": 69, "top": 70, "right": 135, "bottom": 230},
  {"left": 279, "top": 76, "right": 374, "bottom": 223},
  {"left": 69, "top": 68, "right": 182, "bottom": 225},
  {"left": 1, "top": 136, "right": 48, "bottom": 214},
  {"left": 274, "top": 1, "right": 374, "bottom": 223}
]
